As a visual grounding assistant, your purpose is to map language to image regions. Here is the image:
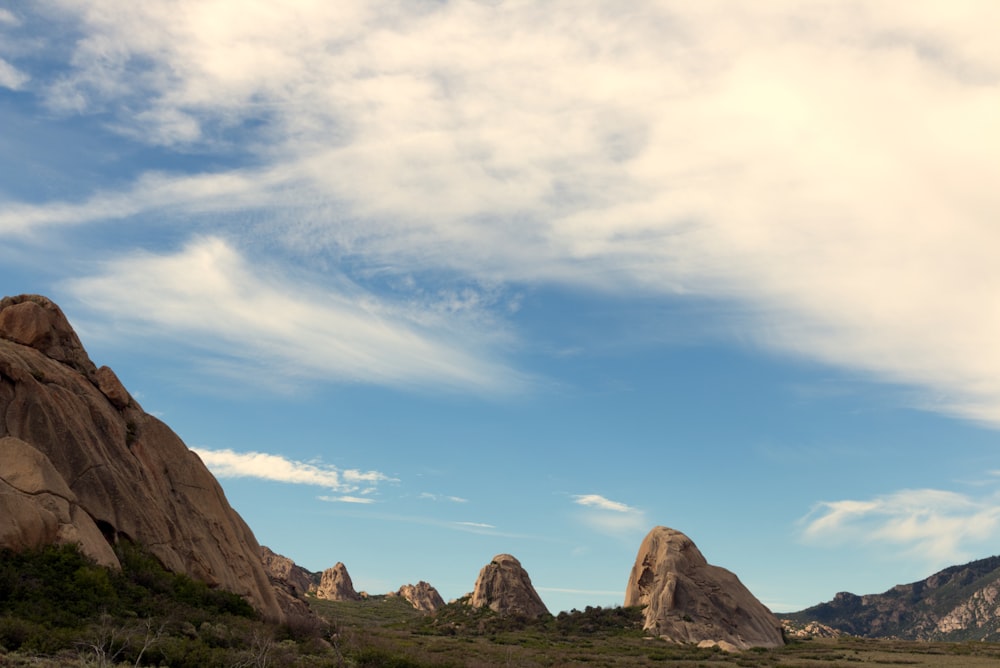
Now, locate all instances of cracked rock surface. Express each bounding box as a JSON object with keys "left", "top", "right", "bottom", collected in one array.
[
  {"left": 0, "top": 294, "right": 283, "bottom": 622},
  {"left": 624, "top": 526, "right": 784, "bottom": 650}
]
